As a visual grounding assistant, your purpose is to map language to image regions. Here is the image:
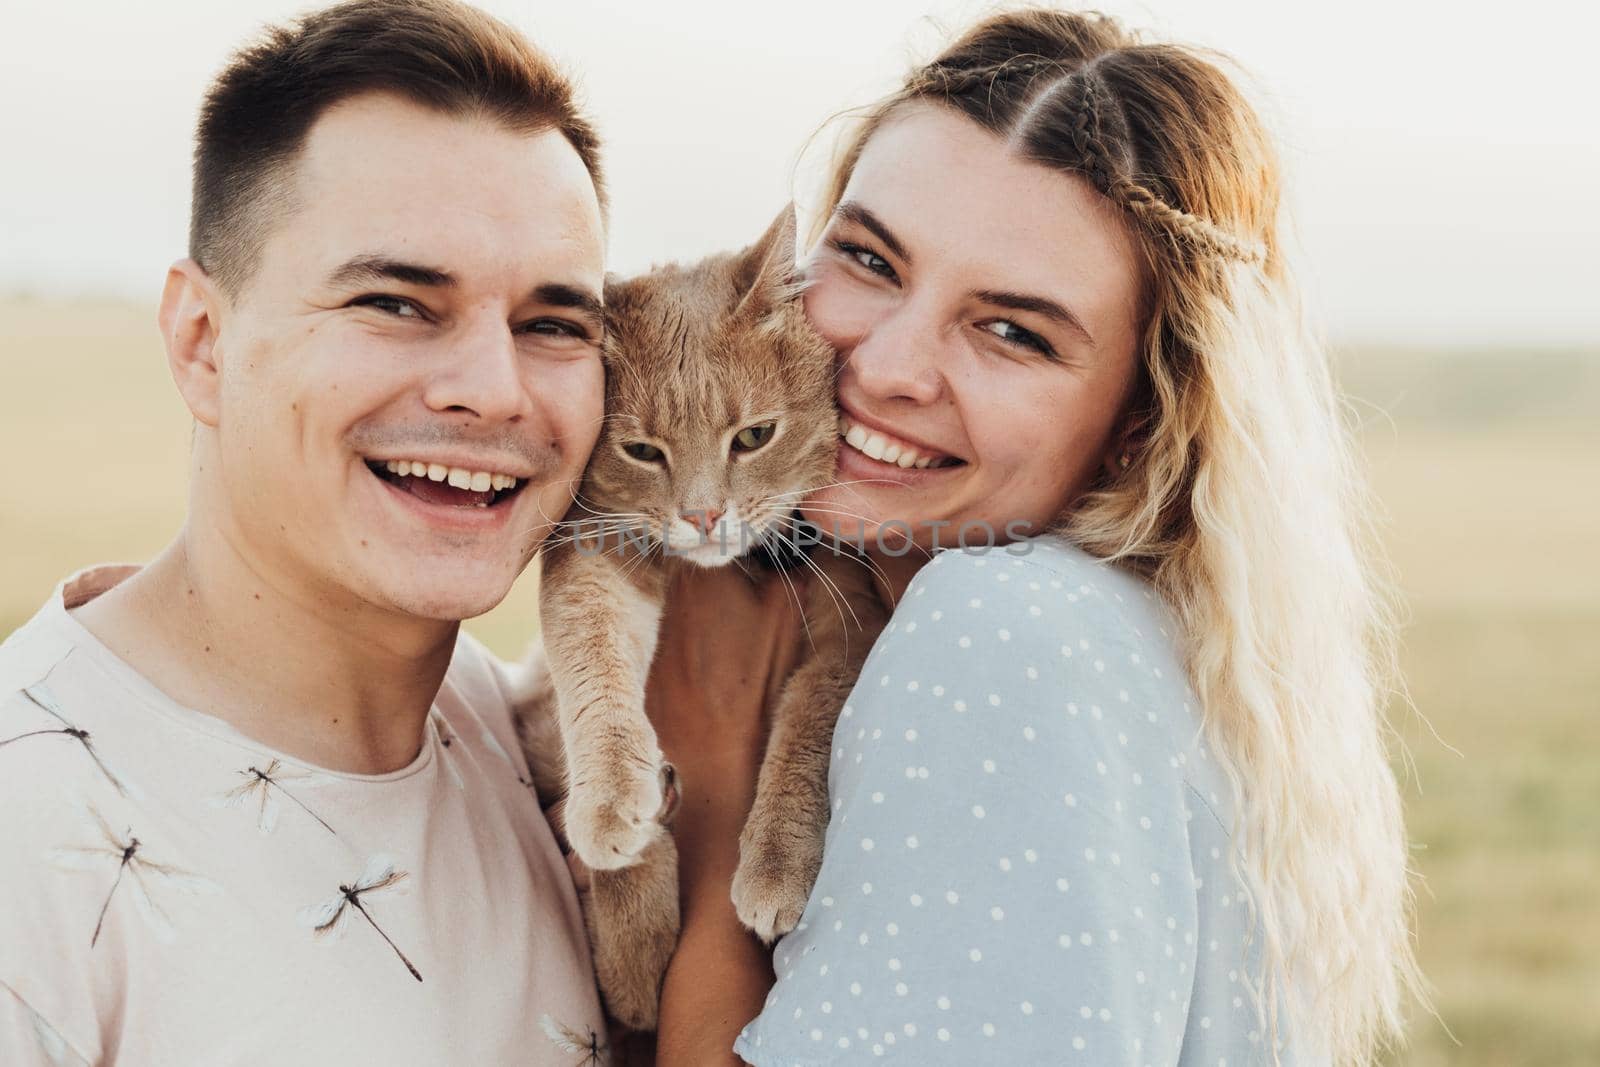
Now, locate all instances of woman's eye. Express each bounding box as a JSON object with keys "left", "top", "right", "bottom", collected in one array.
[
  {"left": 981, "top": 319, "right": 1055, "bottom": 358},
  {"left": 353, "top": 295, "right": 423, "bottom": 319},
  {"left": 622, "top": 441, "right": 665, "bottom": 464},
  {"left": 732, "top": 422, "right": 776, "bottom": 453},
  {"left": 833, "top": 241, "right": 896, "bottom": 280}
]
